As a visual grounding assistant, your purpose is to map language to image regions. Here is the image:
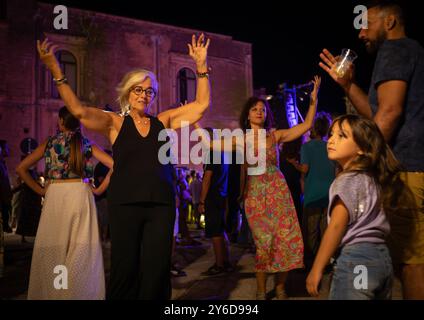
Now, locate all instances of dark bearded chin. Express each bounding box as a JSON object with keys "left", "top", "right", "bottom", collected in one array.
[{"left": 366, "top": 29, "right": 387, "bottom": 54}]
